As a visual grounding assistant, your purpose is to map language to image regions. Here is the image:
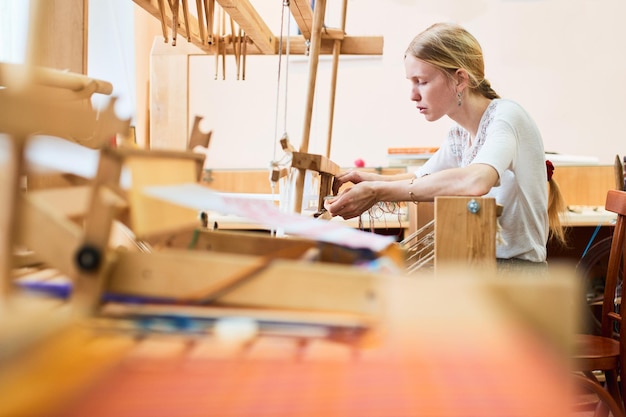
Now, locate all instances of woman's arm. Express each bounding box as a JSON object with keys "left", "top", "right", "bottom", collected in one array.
[
  {"left": 331, "top": 170, "right": 416, "bottom": 195},
  {"left": 325, "top": 163, "right": 499, "bottom": 219}
]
